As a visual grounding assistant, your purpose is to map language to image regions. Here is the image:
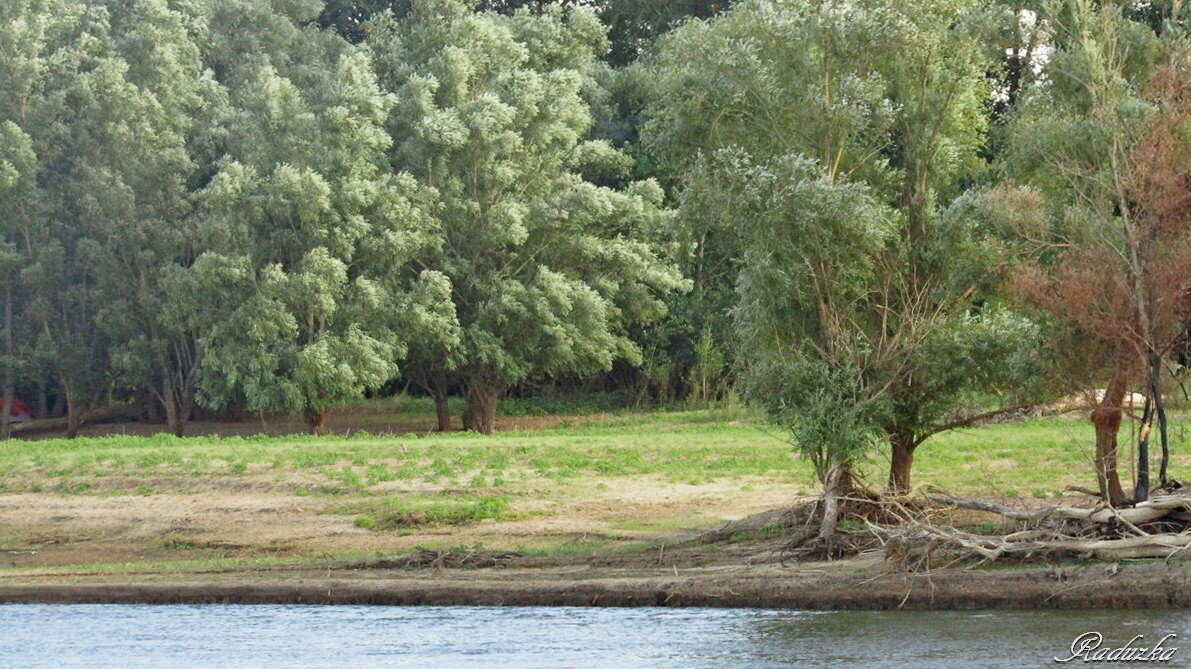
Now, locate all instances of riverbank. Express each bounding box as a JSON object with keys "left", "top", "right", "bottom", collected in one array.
[
  {"left": 2, "top": 544, "right": 1189, "bottom": 609},
  {"left": 2, "top": 406, "right": 1188, "bottom": 610}
]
